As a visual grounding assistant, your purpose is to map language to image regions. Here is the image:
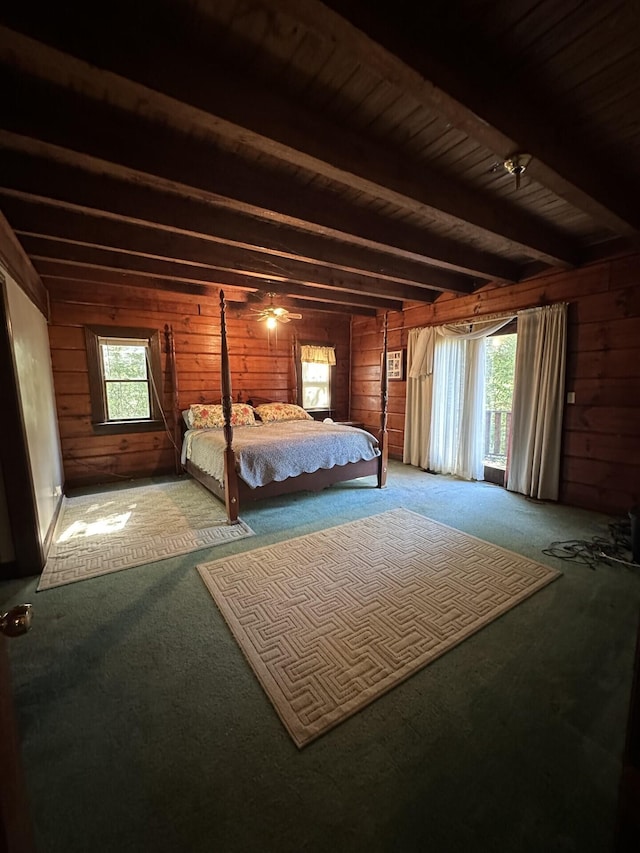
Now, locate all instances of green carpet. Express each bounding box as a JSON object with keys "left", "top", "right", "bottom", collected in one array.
[{"left": 2, "top": 461, "right": 639, "bottom": 853}]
